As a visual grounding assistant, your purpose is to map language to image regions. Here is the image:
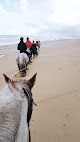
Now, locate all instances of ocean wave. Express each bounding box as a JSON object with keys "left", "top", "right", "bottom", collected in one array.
[
  {"left": 0, "top": 54, "right": 4, "bottom": 58},
  {"left": 0, "top": 35, "right": 80, "bottom": 46}
]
